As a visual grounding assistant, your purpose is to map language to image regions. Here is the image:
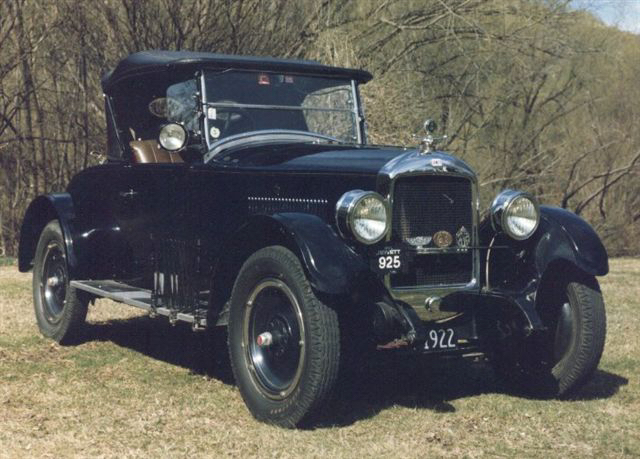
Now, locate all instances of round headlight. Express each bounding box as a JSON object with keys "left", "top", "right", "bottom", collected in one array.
[
  {"left": 490, "top": 190, "right": 540, "bottom": 240},
  {"left": 336, "top": 190, "right": 389, "bottom": 244},
  {"left": 158, "top": 123, "right": 187, "bottom": 151}
]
